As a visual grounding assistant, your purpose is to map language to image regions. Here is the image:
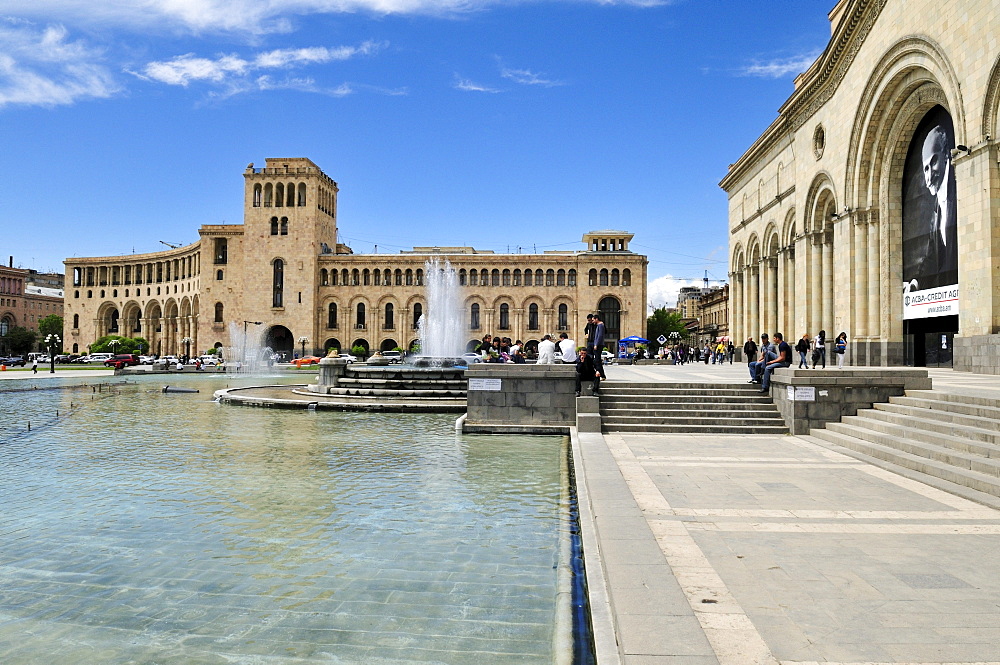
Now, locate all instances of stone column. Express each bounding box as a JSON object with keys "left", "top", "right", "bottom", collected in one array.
[
  {"left": 810, "top": 234, "right": 822, "bottom": 334},
  {"left": 768, "top": 257, "right": 779, "bottom": 335},
  {"left": 867, "top": 219, "right": 880, "bottom": 338},
  {"left": 823, "top": 231, "right": 835, "bottom": 334},
  {"left": 854, "top": 216, "right": 868, "bottom": 337},
  {"left": 748, "top": 265, "right": 760, "bottom": 338}
]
